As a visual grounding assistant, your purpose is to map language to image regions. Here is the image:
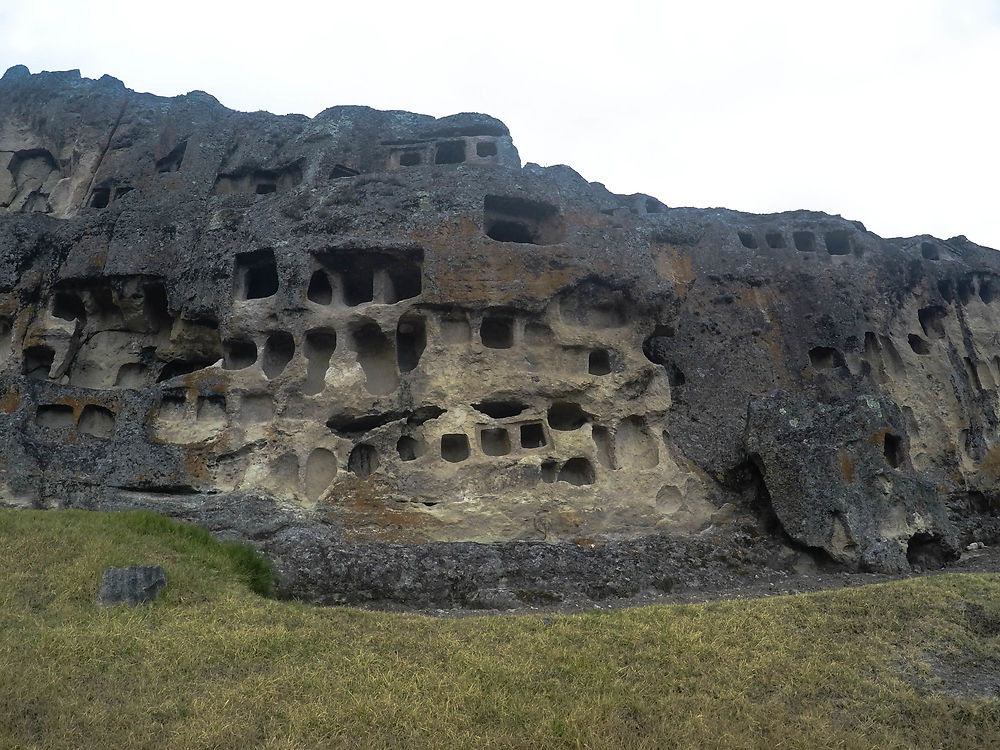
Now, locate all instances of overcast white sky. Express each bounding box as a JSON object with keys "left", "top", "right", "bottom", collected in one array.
[{"left": 2, "top": 0, "right": 998, "bottom": 248}]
